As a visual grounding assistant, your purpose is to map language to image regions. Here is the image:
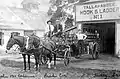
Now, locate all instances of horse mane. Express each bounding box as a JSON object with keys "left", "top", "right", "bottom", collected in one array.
[
  {"left": 28, "top": 35, "right": 41, "bottom": 48},
  {"left": 13, "top": 36, "right": 26, "bottom": 45},
  {"left": 10, "top": 34, "right": 13, "bottom": 38},
  {"left": 28, "top": 35, "right": 56, "bottom": 50},
  {"left": 11, "top": 35, "right": 23, "bottom": 38}
]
